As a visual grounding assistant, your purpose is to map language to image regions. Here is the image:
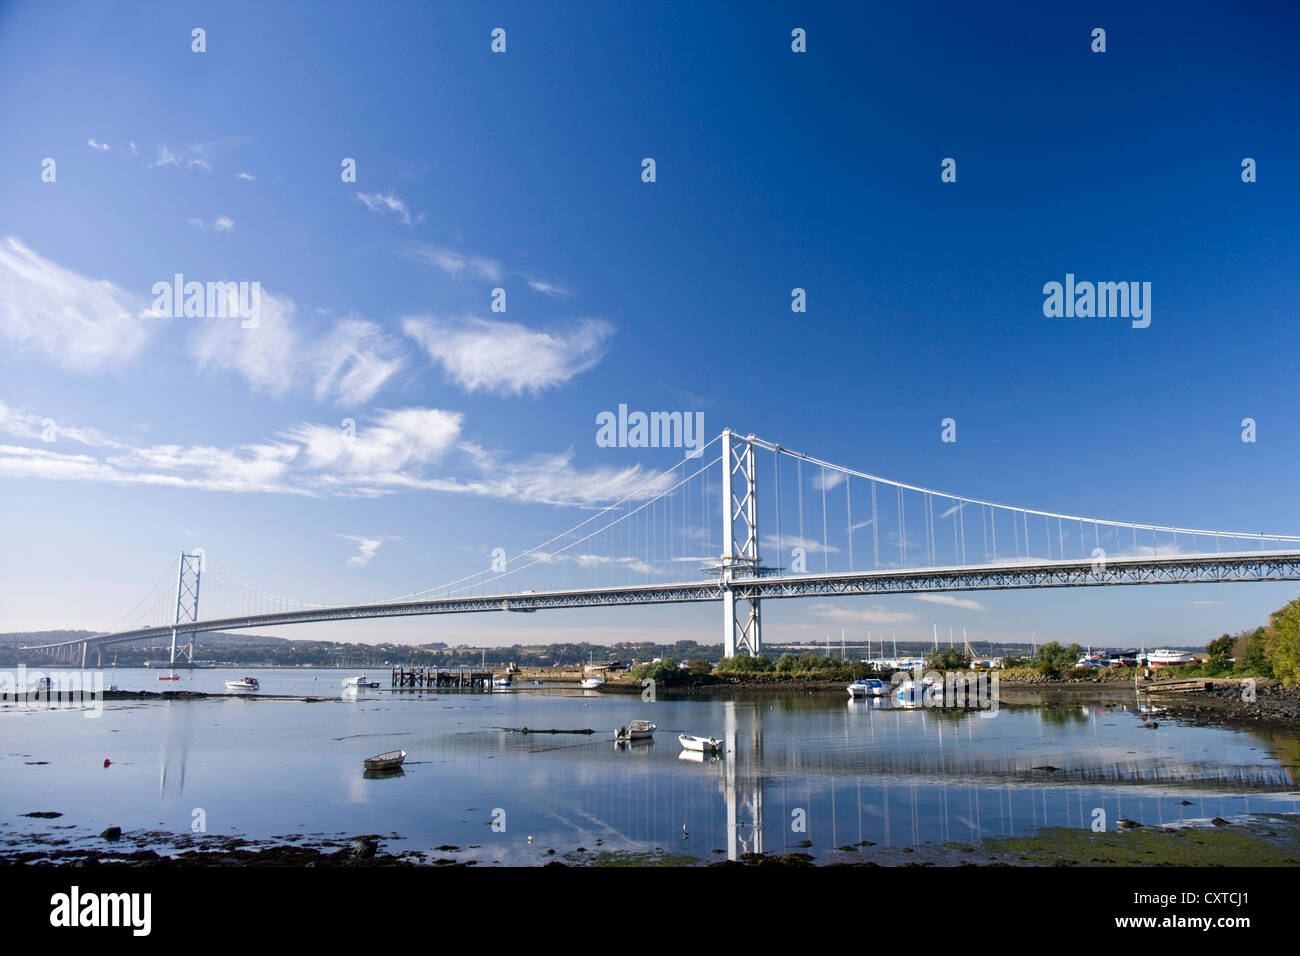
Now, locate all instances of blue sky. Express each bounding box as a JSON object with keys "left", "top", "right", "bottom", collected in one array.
[{"left": 1, "top": 0, "right": 1298, "bottom": 649}]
